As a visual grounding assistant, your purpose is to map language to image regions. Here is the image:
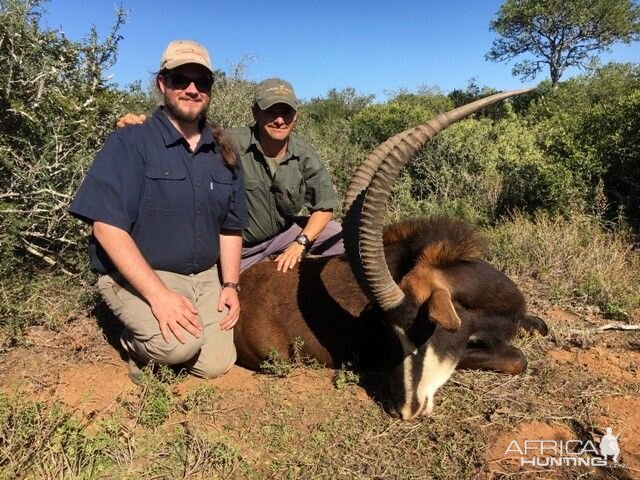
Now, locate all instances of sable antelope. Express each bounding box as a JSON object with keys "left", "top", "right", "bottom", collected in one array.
[{"left": 234, "top": 90, "right": 548, "bottom": 420}]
